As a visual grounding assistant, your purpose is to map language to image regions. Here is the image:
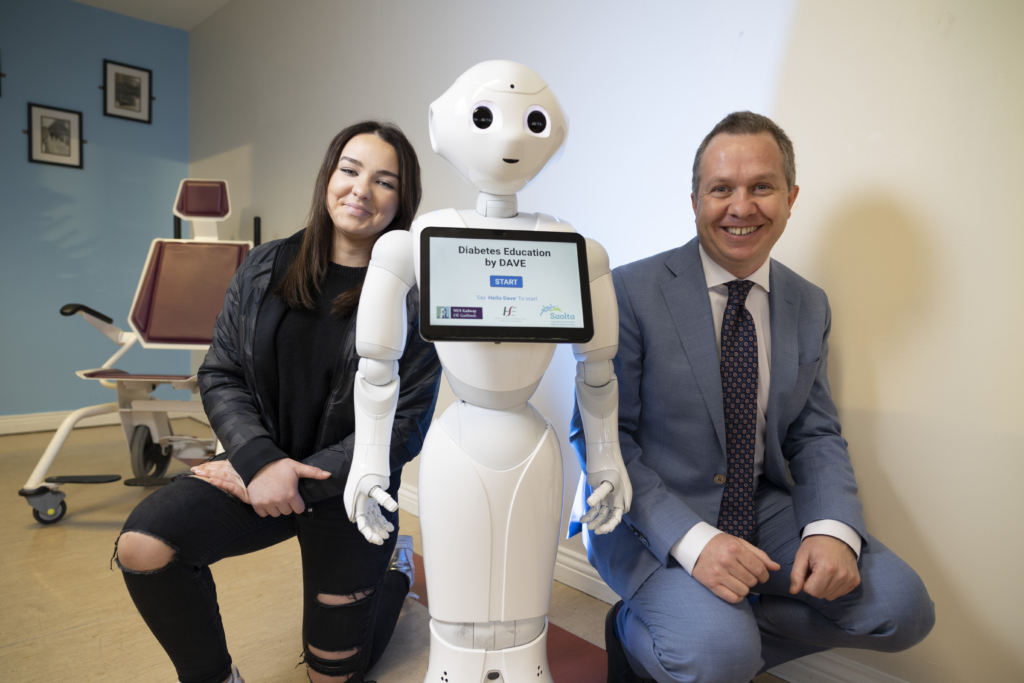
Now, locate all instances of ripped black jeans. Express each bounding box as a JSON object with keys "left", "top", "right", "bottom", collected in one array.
[{"left": 116, "top": 476, "right": 404, "bottom": 683}]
